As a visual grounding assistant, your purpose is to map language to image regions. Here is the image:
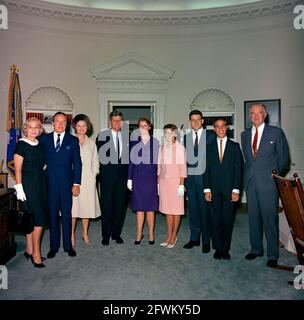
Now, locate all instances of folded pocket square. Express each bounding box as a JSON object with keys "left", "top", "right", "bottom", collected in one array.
[
  {"left": 66, "top": 145, "right": 71, "bottom": 149},
  {"left": 270, "top": 141, "right": 274, "bottom": 144}
]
